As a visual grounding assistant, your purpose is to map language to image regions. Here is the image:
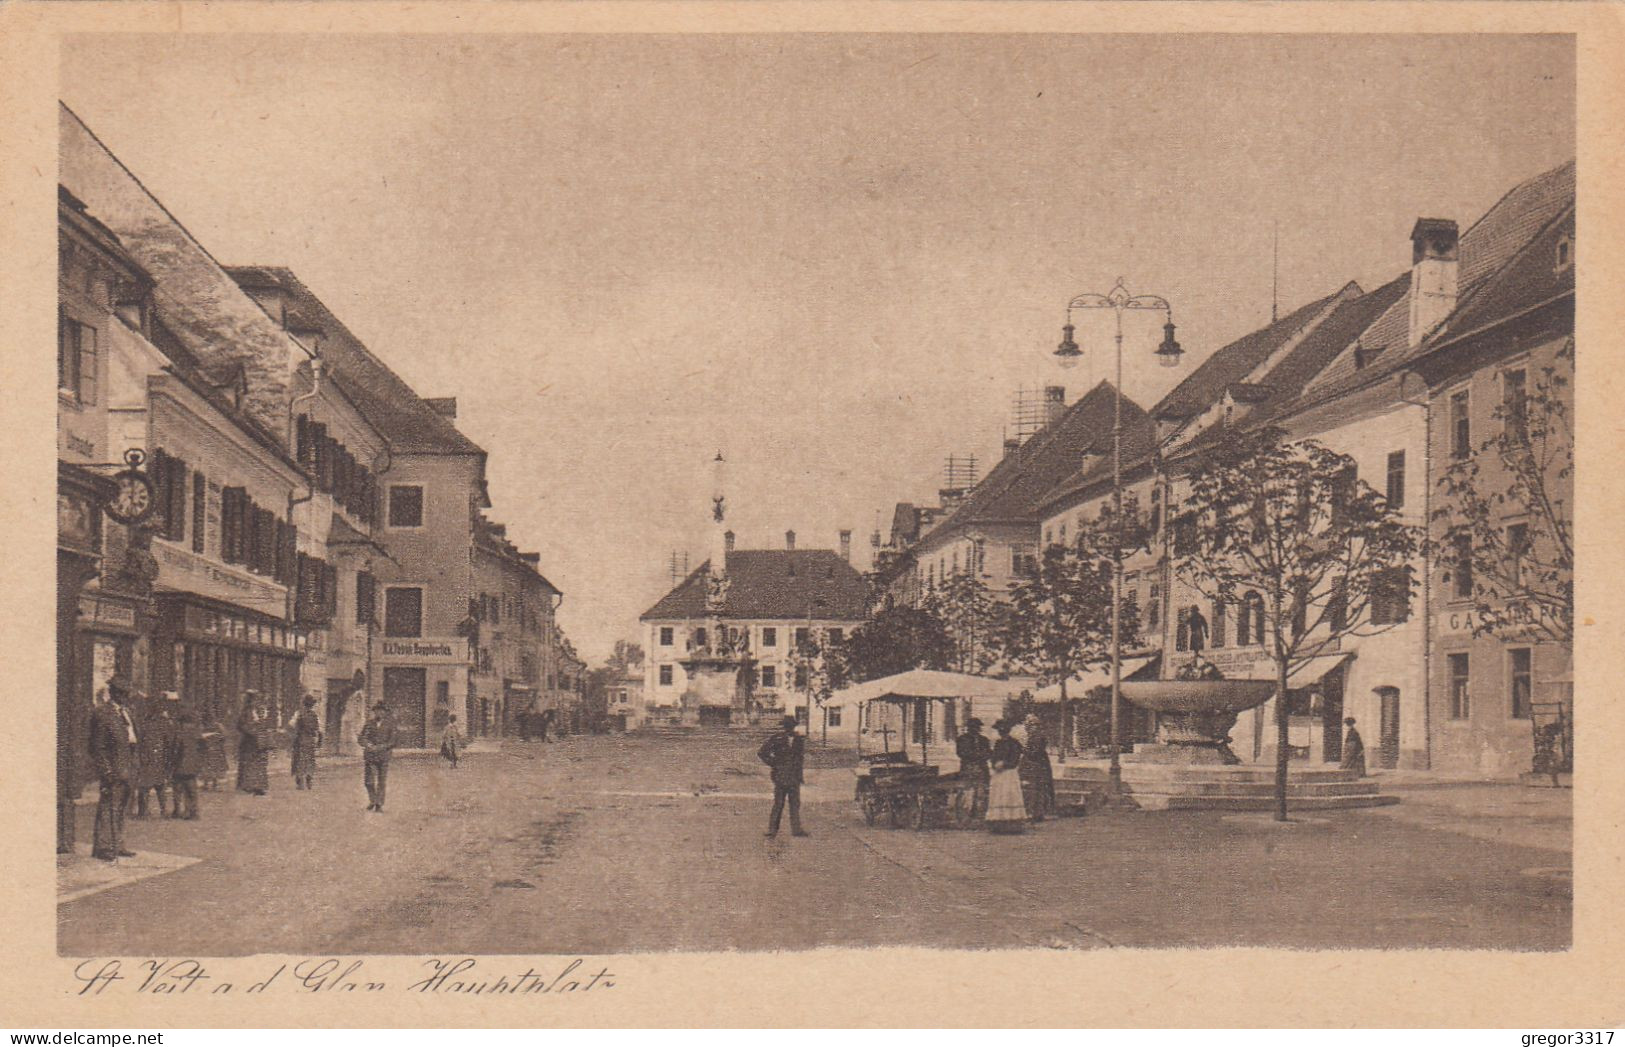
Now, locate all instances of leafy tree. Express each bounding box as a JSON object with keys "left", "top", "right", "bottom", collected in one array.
[
  {"left": 786, "top": 632, "right": 848, "bottom": 744},
  {"left": 1175, "top": 426, "right": 1423, "bottom": 820},
  {"left": 999, "top": 526, "right": 1139, "bottom": 755},
  {"left": 605, "top": 640, "right": 646, "bottom": 674},
  {"left": 924, "top": 572, "right": 1007, "bottom": 673},
  {"left": 1434, "top": 339, "right": 1573, "bottom": 644},
  {"left": 841, "top": 604, "right": 955, "bottom": 683}
]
